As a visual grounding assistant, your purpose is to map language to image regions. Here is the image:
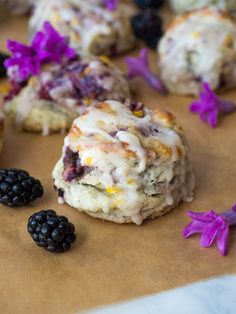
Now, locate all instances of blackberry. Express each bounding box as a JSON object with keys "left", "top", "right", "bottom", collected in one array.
[
  {"left": 0, "top": 52, "right": 9, "bottom": 78},
  {"left": 0, "top": 168, "right": 44, "bottom": 207},
  {"left": 27, "top": 210, "right": 76, "bottom": 253},
  {"left": 131, "top": 10, "right": 163, "bottom": 49},
  {"left": 134, "top": 0, "right": 165, "bottom": 10}
]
